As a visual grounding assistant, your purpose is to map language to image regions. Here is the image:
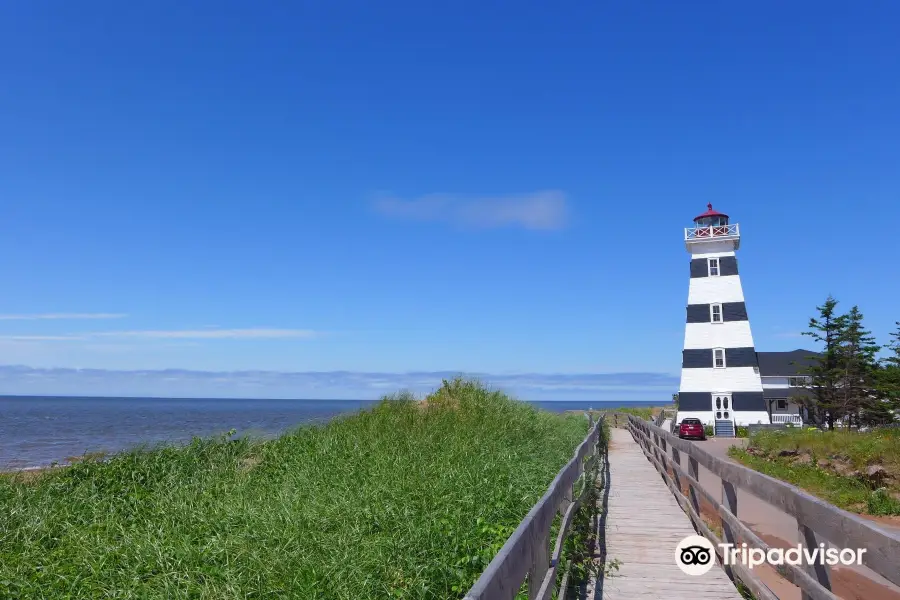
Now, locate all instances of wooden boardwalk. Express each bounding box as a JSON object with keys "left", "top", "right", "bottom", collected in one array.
[{"left": 593, "top": 428, "right": 743, "bottom": 599}]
